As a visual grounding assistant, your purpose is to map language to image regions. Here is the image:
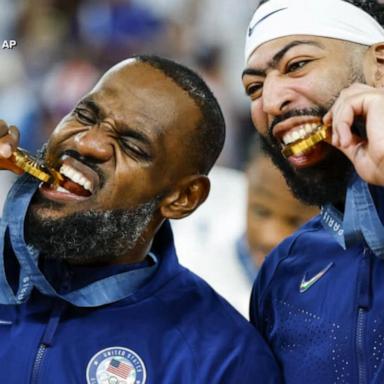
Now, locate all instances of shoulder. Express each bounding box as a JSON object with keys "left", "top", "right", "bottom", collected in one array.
[
  {"left": 259, "top": 215, "right": 324, "bottom": 278},
  {"left": 154, "top": 267, "right": 282, "bottom": 382},
  {"left": 251, "top": 215, "right": 332, "bottom": 306},
  {"left": 155, "top": 266, "right": 252, "bottom": 332}
]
